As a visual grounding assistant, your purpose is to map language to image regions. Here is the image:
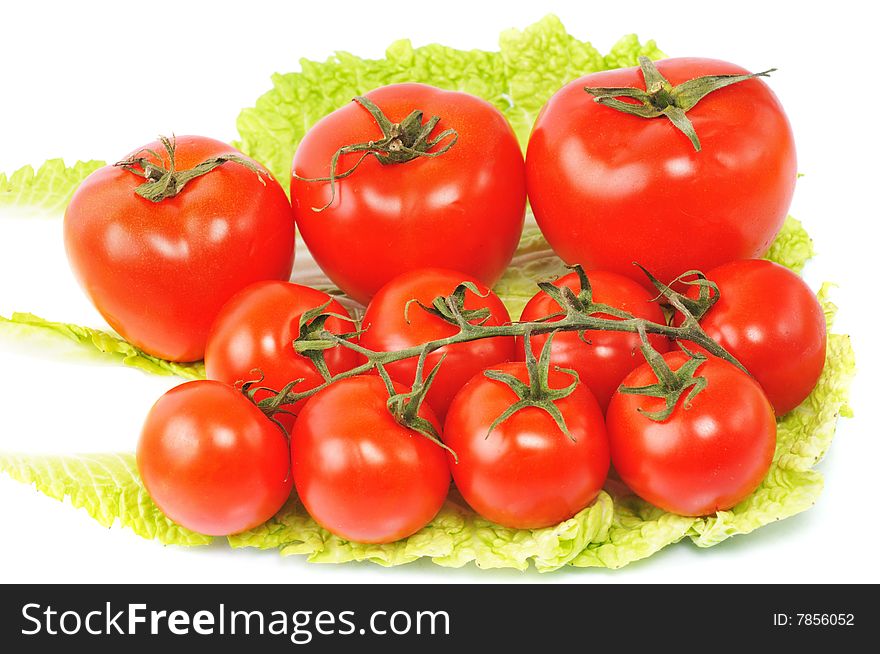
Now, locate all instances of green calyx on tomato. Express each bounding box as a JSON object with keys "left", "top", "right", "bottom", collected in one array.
[
  {"left": 403, "top": 280, "right": 494, "bottom": 329},
  {"left": 484, "top": 331, "right": 579, "bottom": 440},
  {"left": 376, "top": 351, "right": 454, "bottom": 458},
  {"left": 617, "top": 324, "right": 709, "bottom": 422},
  {"left": 293, "top": 95, "right": 458, "bottom": 211},
  {"left": 535, "top": 264, "right": 634, "bottom": 321},
  {"left": 584, "top": 56, "right": 775, "bottom": 151},
  {"left": 115, "top": 134, "right": 267, "bottom": 202}
]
